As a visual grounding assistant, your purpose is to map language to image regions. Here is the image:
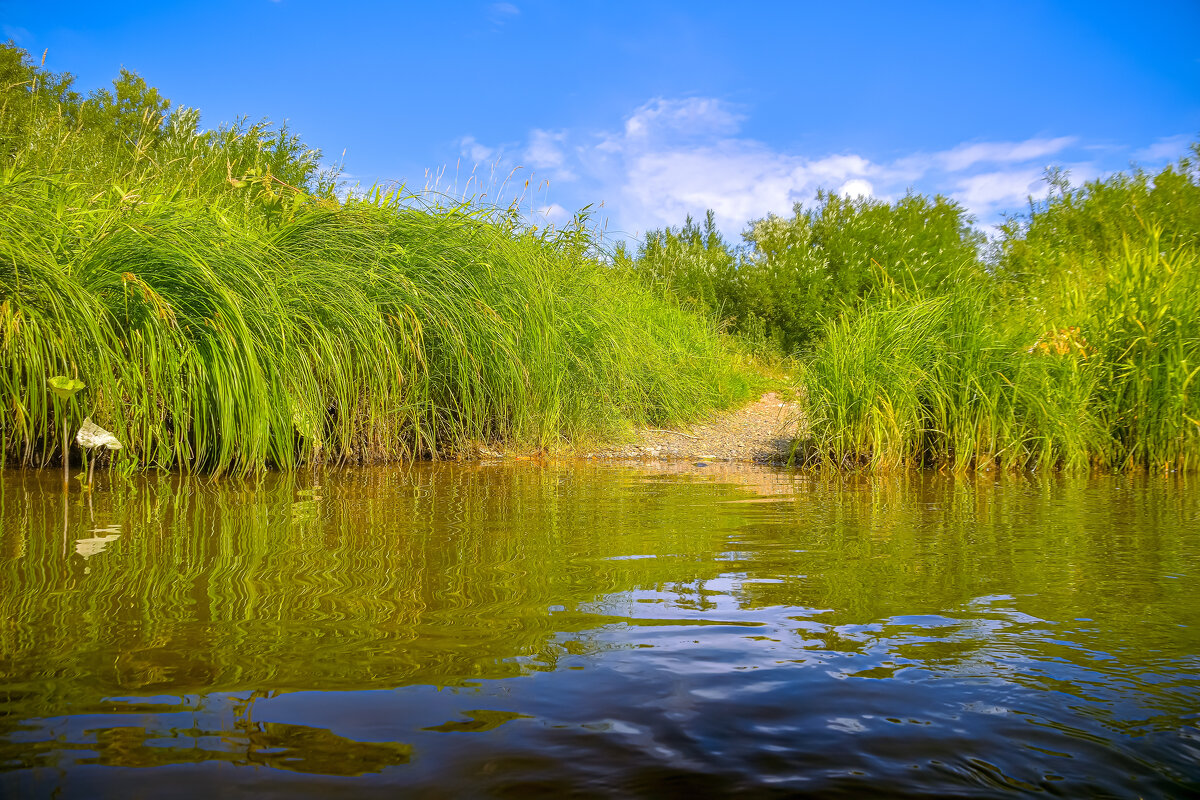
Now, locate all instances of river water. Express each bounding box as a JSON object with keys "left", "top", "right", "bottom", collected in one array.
[{"left": 1, "top": 462, "right": 1197, "bottom": 797}]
